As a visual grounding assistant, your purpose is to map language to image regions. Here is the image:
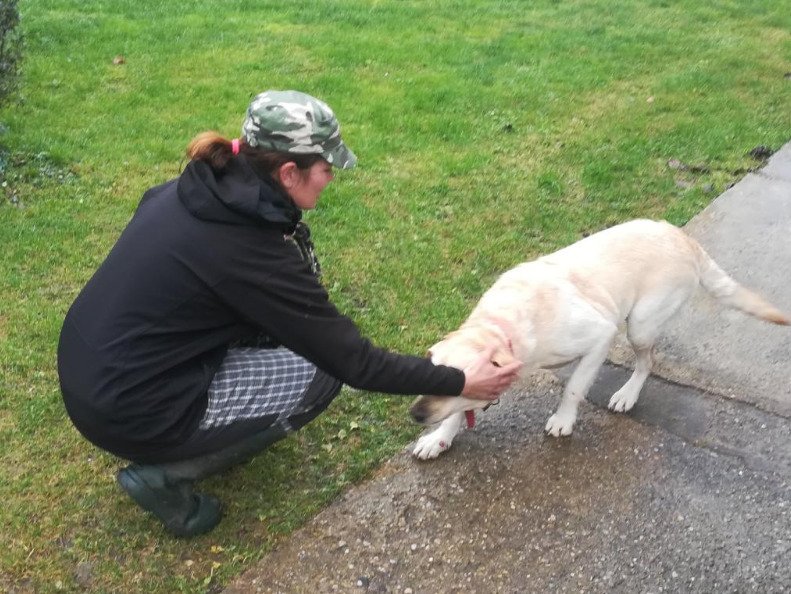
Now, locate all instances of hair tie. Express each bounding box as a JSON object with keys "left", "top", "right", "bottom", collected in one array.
[{"left": 231, "top": 138, "right": 240, "bottom": 155}]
